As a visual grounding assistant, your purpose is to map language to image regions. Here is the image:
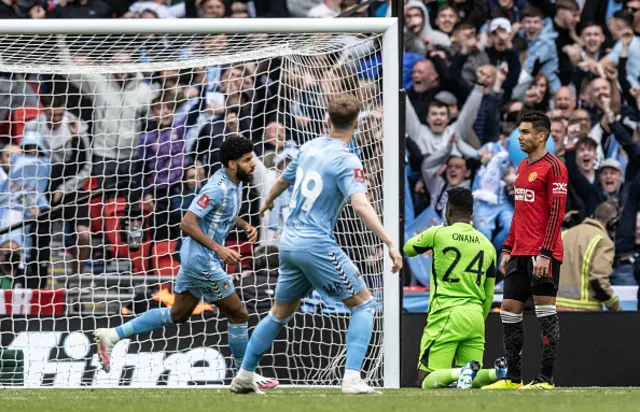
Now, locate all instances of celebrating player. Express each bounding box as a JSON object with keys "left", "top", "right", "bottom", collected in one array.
[
  {"left": 404, "top": 187, "right": 506, "bottom": 389},
  {"left": 93, "top": 135, "right": 279, "bottom": 389},
  {"left": 229, "top": 94, "right": 403, "bottom": 395},
  {"left": 483, "top": 112, "right": 567, "bottom": 390}
]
